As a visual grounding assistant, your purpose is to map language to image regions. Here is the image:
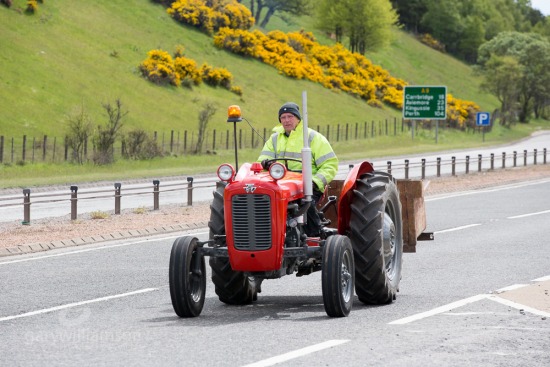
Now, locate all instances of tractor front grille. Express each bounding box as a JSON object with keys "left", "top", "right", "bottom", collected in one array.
[{"left": 231, "top": 194, "right": 272, "bottom": 250}]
